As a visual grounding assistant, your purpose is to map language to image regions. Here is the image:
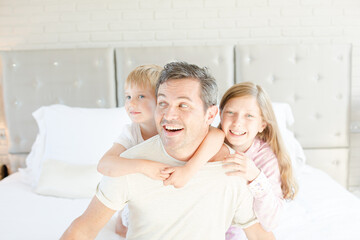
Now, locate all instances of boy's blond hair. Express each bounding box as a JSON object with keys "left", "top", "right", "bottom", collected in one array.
[{"left": 125, "top": 65, "right": 163, "bottom": 92}]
